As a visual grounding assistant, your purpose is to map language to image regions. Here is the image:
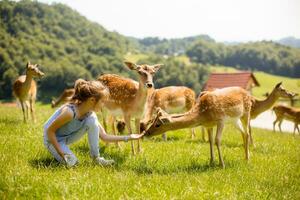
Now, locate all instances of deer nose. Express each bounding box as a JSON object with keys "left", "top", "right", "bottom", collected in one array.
[{"left": 146, "top": 83, "right": 153, "bottom": 88}]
